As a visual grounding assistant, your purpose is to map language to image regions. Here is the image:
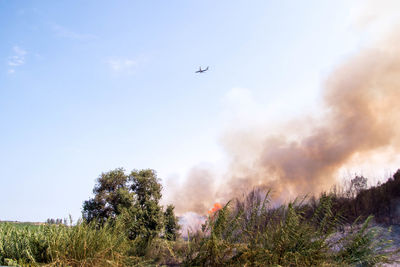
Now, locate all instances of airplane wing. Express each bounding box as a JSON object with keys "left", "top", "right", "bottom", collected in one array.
[{"left": 195, "top": 66, "right": 209, "bottom": 73}]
